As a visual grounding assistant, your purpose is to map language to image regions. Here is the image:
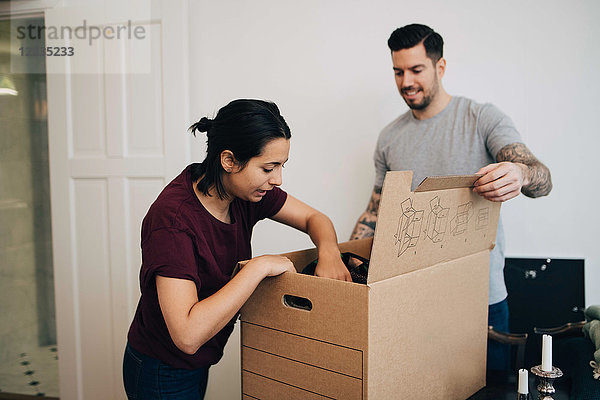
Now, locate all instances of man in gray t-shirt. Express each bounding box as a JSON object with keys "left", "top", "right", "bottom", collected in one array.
[{"left": 350, "top": 24, "right": 552, "bottom": 371}]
